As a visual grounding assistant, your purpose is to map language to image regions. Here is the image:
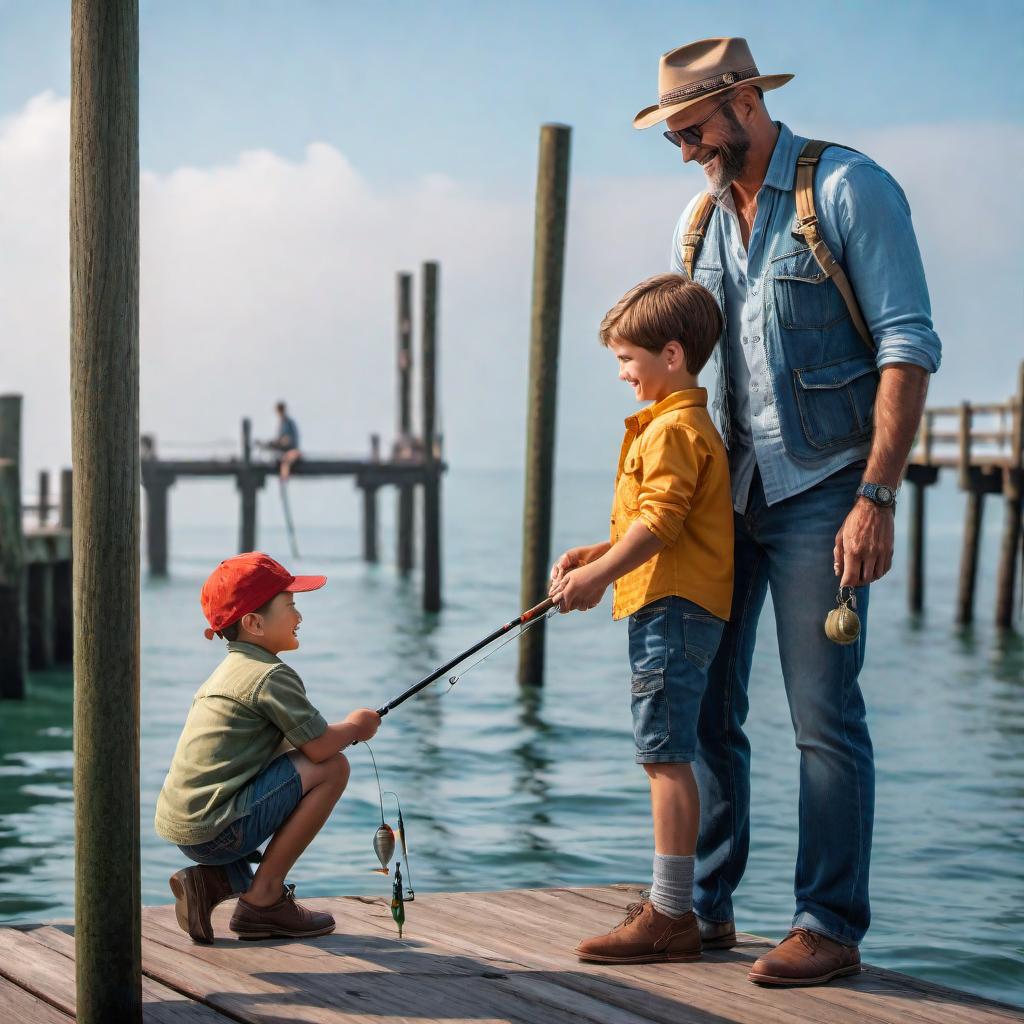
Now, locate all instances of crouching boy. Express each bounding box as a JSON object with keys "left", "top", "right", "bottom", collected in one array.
[
  {"left": 550, "top": 273, "right": 734, "bottom": 963},
  {"left": 155, "top": 551, "right": 380, "bottom": 943}
]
